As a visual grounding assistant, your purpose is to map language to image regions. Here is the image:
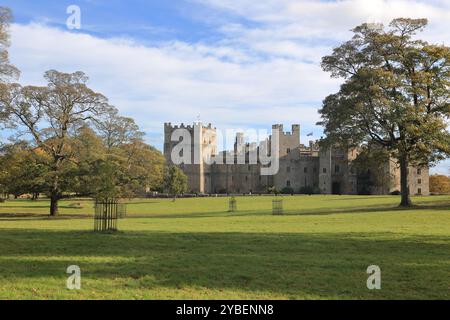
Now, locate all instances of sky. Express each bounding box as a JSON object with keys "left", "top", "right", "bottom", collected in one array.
[{"left": 1, "top": 0, "right": 449, "bottom": 174}]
